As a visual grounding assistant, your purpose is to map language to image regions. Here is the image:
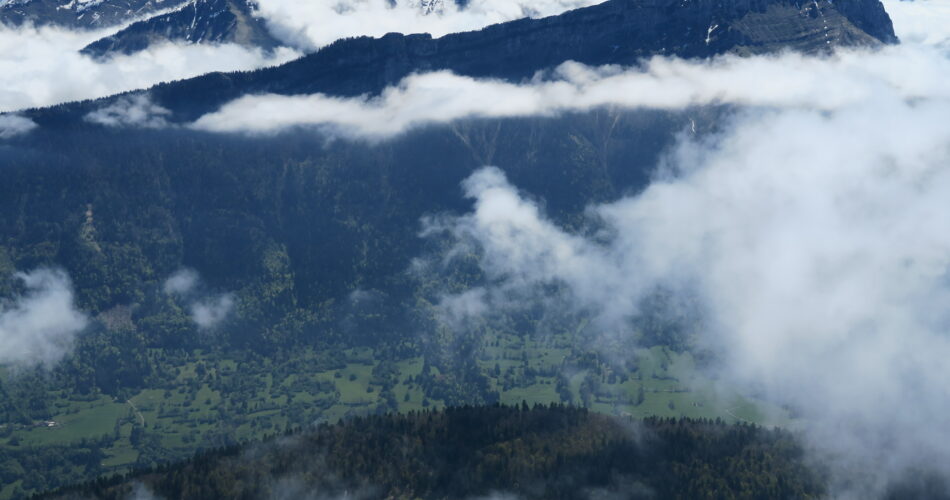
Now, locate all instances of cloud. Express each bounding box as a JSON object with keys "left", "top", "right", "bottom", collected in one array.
[
  {"left": 163, "top": 269, "right": 235, "bottom": 329},
  {"left": 163, "top": 268, "right": 199, "bottom": 295},
  {"left": 190, "top": 294, "right": 236, "bottom": 330},
  {"left": 85, "top": 94, "right": 171, "bottom": 128},
  {"left": 0, "top": 113, "right": 36, "bottom": 138},
  {"left": 884, "top": 0, "right": 950, "bottom": 47},
  {"left": 190, "top": 42, "right": 950, "bottom": 138},
  {"left": 127, "top": 482, "right": 162, "bottom": 500},
  {"left": 430, "top": 86, "right": 950, "bottom": 493},
  {"left": 0, "top": 23, "right": 300, "bottom": 113},
  {"left": 407, "top": 5, "right": 950, "bottom": 493},
  {"left": 0, "top": 269, "right": 88, "bottom": 369},
  {"left": 254, "top": 0, "right": 607, "bottom": 50}
]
